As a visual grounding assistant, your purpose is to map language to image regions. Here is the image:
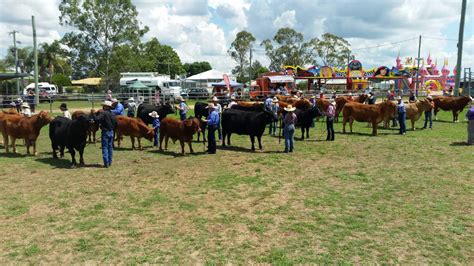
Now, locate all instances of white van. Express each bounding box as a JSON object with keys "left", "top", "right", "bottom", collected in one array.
[
  {"left": 24, "top": 82, "right": 58, "bottom": 96},
  {"left": 161, "top": 80, "right": 182, "bottom": 99}
]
